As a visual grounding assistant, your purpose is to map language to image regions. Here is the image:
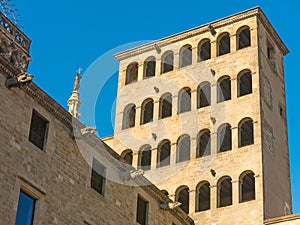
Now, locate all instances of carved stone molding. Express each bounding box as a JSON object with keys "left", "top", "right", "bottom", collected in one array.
[{"left": 115, "top": 7, "right": 288, "bottom": 61}]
